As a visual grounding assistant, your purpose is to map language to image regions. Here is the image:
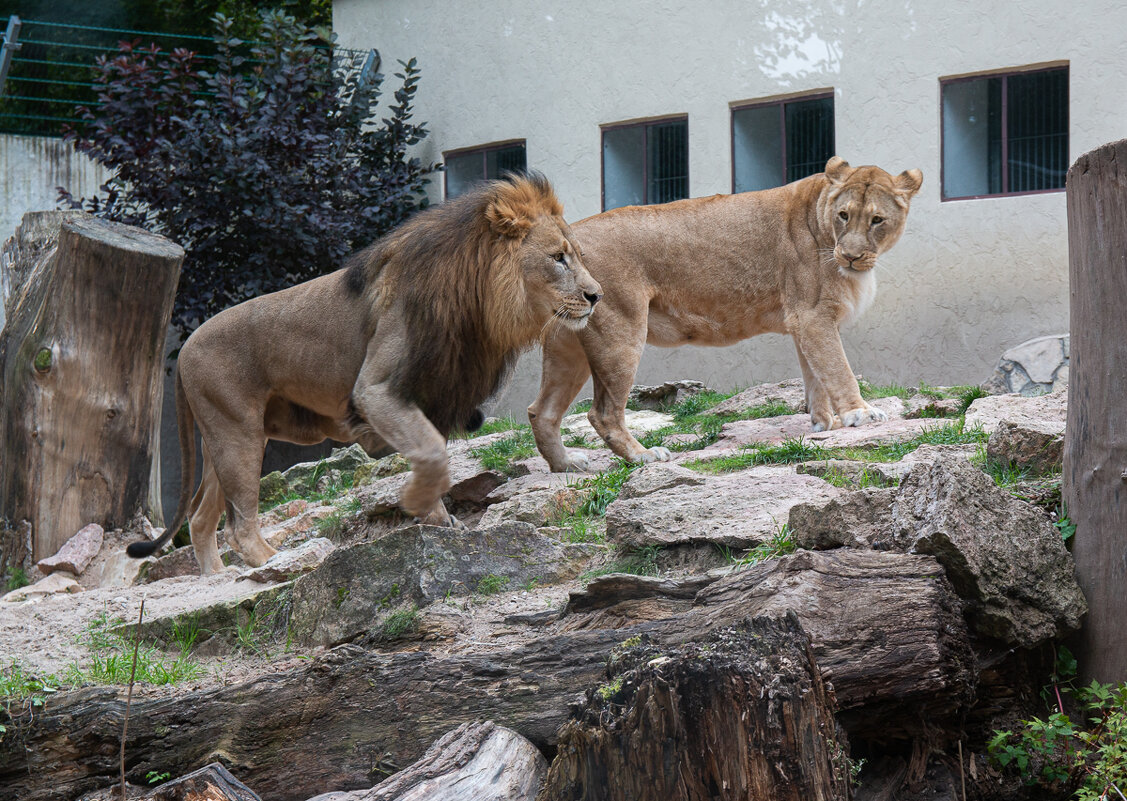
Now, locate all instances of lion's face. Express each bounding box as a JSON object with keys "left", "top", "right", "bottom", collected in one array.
[
  {"left": 824, "top": 158, "right": 923, "bottom": 274},
  {"left": 520, "top": 217, "right": 603, "bottom": 330}
]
